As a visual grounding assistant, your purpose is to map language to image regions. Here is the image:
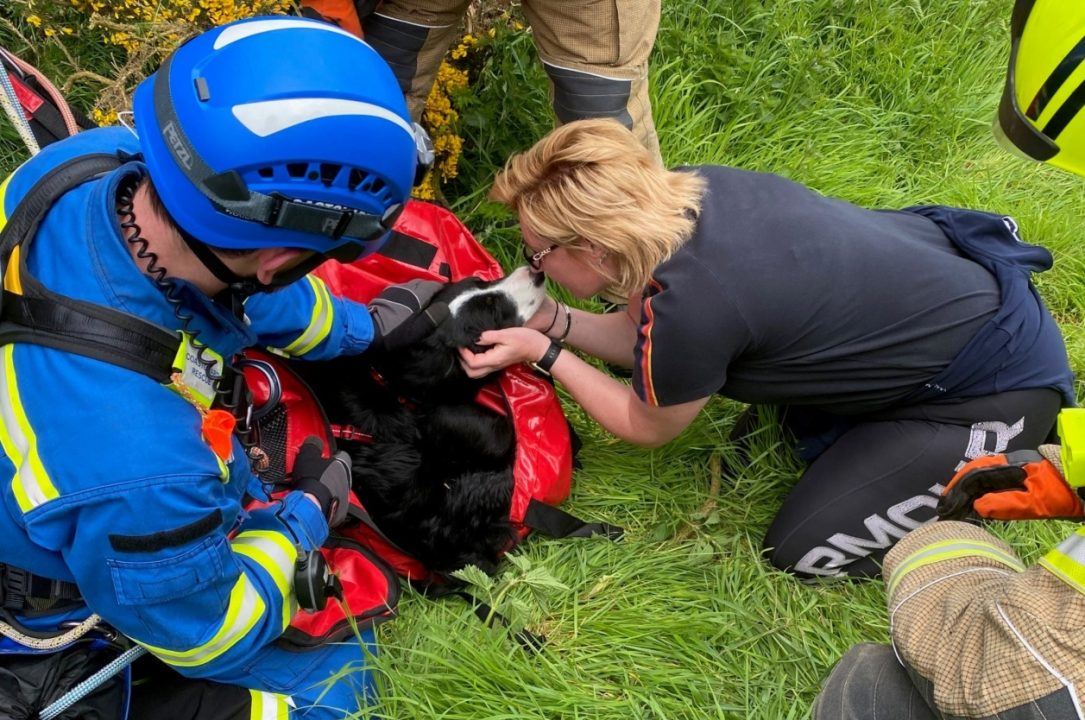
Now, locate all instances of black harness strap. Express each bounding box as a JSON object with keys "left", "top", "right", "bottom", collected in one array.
[
  {"left": 0, "top": 564, "right": 82, "bottom": 614},
  {"left": 522, "top": 499, "right": 624, "bottom": 541},
  {"left": 0, "top": 153, "right": 181, "bottom": 379},
  {"left": 376, "top": 230, "right": 438, "bottom": 270},
  {"left": 0, "top": 294, "right": 177, "bottom": 380}
]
